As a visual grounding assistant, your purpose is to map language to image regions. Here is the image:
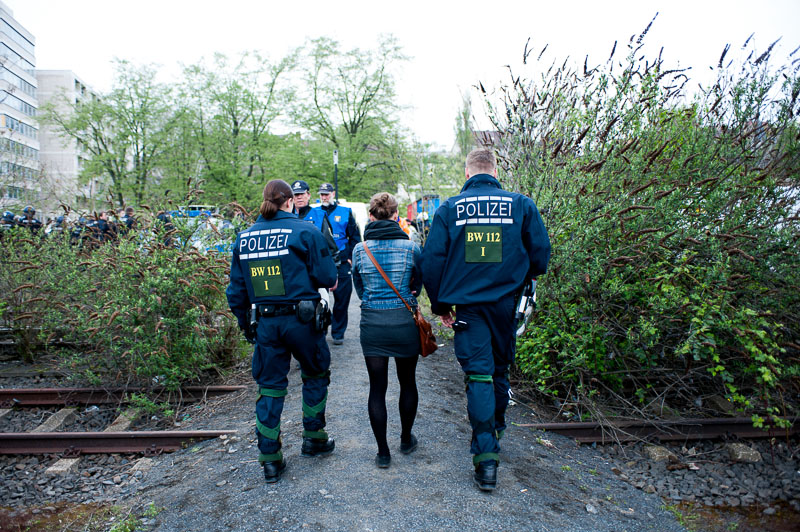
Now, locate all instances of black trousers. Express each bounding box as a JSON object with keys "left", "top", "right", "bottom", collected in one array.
[{"left": 331, "top": 262, "right": 352, "bottom": 340}]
